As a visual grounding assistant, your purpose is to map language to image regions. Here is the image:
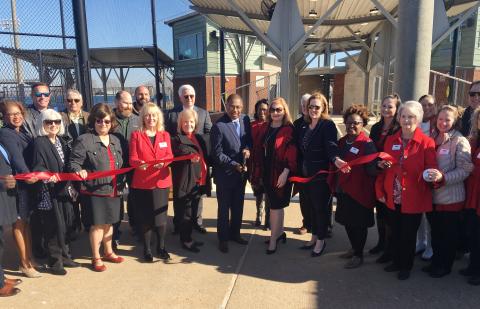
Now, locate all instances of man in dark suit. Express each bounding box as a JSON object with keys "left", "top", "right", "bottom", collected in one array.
[
  {"left": 211, "top": 94, "right": 252, "bottom": 253},
  {"left": 166, "top": 84, "right": 212, "bottom": 234}
]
